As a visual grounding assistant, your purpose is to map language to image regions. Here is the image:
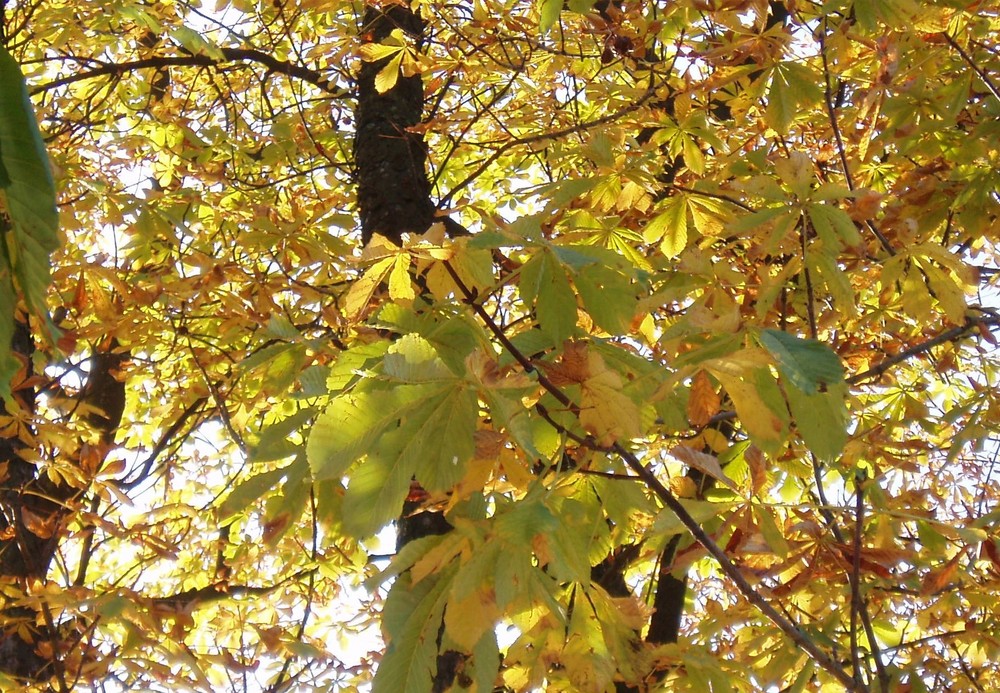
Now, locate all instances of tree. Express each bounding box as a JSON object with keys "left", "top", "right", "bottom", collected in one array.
[{"left": 0, "top": 0, "right": 998, "bottom": 690}]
